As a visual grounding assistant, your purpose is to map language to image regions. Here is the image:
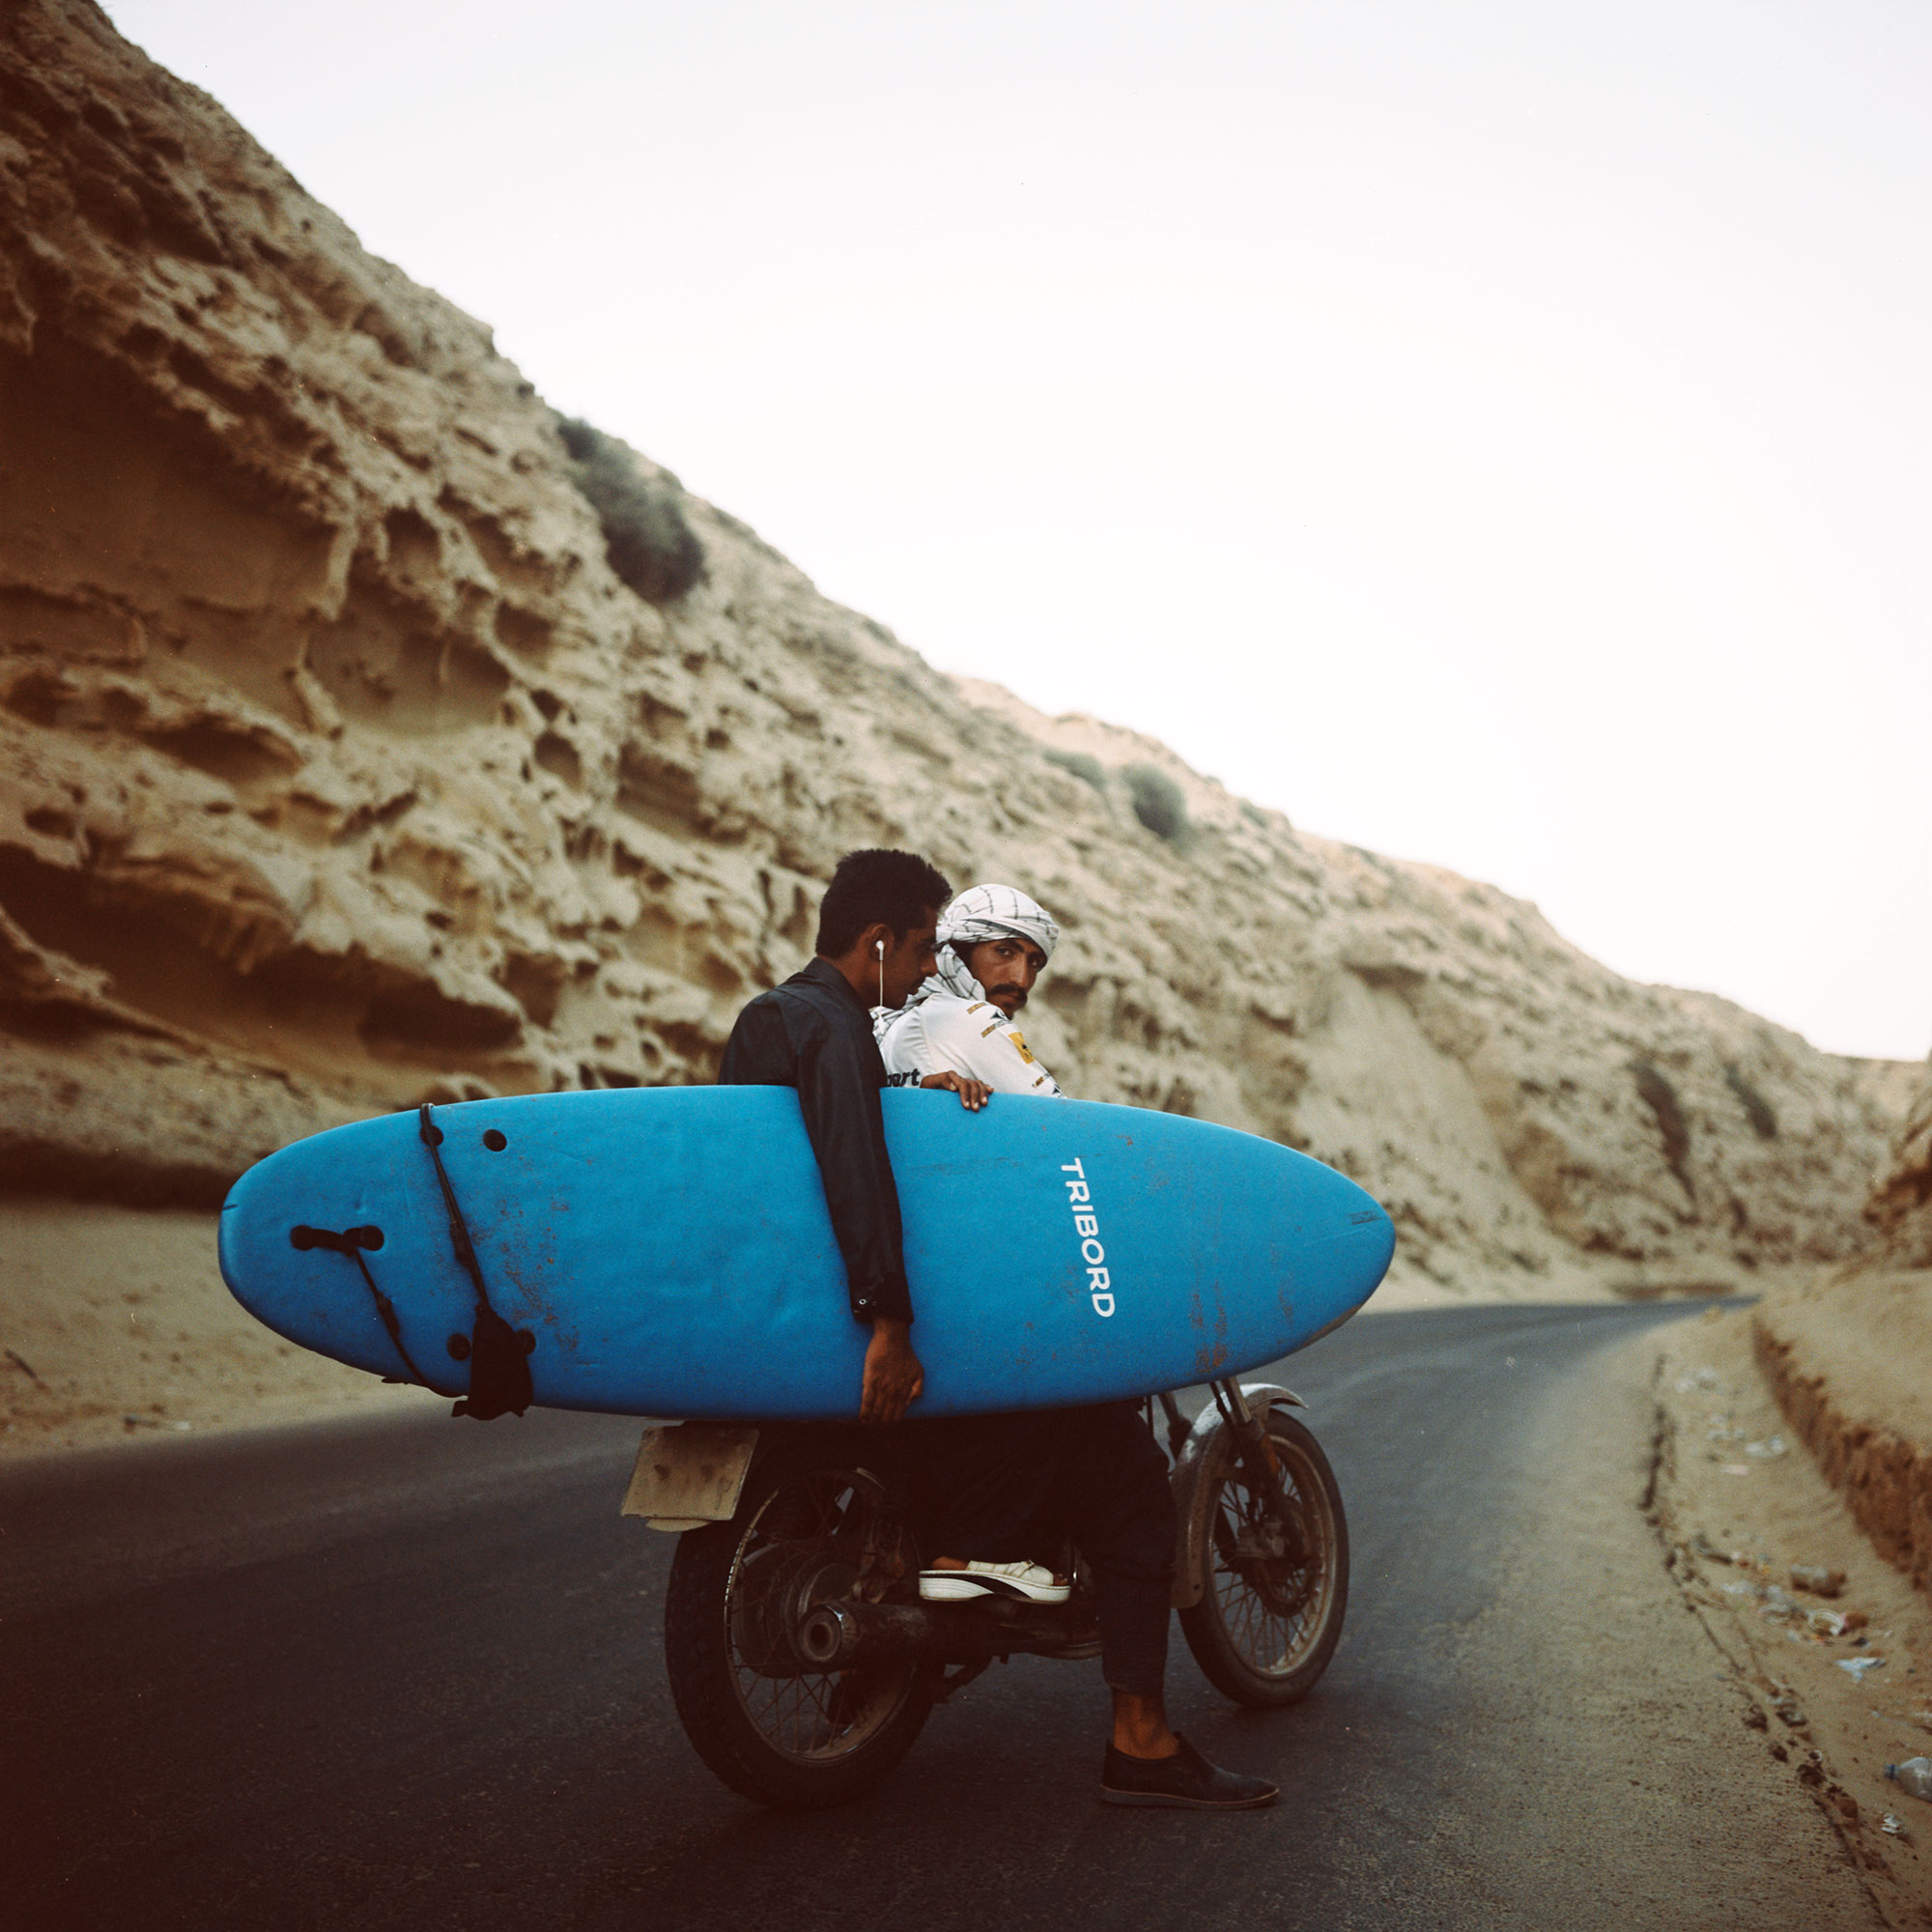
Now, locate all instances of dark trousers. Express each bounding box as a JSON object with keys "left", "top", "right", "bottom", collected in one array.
[{"left": 895, "top": 1402, "right": 1176, "bottom": 1698}]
